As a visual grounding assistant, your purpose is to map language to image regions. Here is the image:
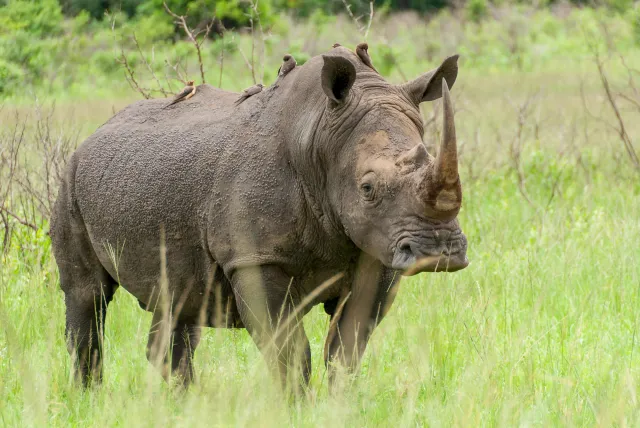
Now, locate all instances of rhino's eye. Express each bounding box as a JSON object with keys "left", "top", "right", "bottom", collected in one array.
[{"left": 360, "top": 182, "right": 375, "bottom": 200}]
